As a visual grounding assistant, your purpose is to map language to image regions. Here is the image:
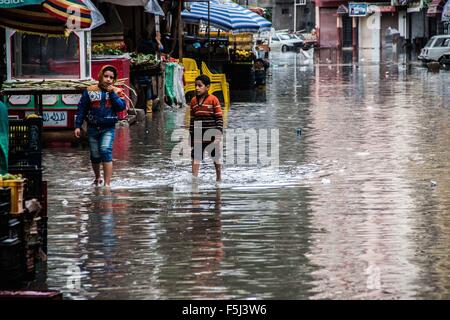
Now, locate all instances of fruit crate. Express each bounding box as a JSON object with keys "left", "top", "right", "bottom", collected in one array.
[
  {"left": 0, "top": 237, "right": 24, "bottom": 286},
  {"left": 8, "top": 166, "right": 43, "bottom": 201},
  {"left": 0, "top": 187, "right": 11, "bottom": 205},
  {"left": 0, "top": 180, "right": 24, "bottom": 215}
]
